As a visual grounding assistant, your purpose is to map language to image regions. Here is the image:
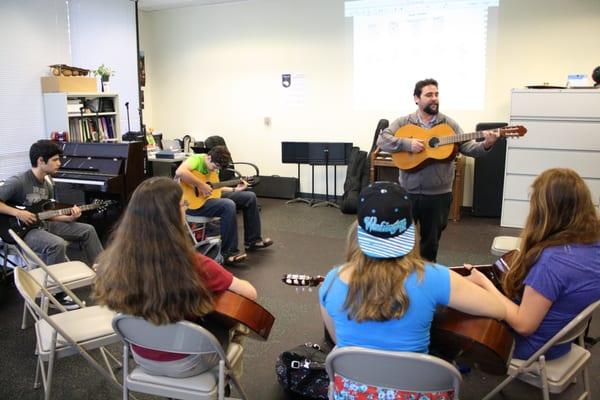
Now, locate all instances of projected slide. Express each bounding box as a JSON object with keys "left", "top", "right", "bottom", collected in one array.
[{"left": 345, "top": 0, "right": 498, "bottom": 111}]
